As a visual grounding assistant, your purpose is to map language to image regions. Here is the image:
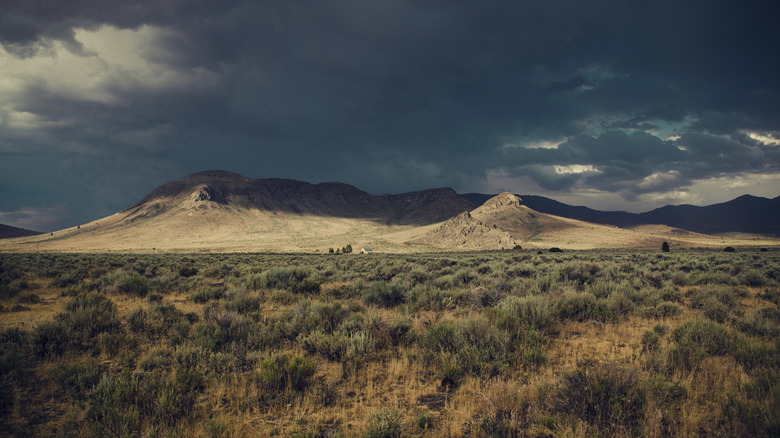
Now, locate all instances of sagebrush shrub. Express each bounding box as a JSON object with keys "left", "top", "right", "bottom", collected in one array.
[
  {"left": 669, "top": 319, "right": 732, "bottom": 371},
  {"left": 364, "top": 408, "right": 403, "bottom": 438},
  {"left": 364, "top": 281, "right": 407, "bottom": 307},
  {"left": 34, "top": 293, "right": 122, "bottom": 356},
  {"left": 257, "top": 354, "right": 317, "bottom": 392},
  {"left": 553, "top": 361, "right": 646, "bottom": 433}
]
